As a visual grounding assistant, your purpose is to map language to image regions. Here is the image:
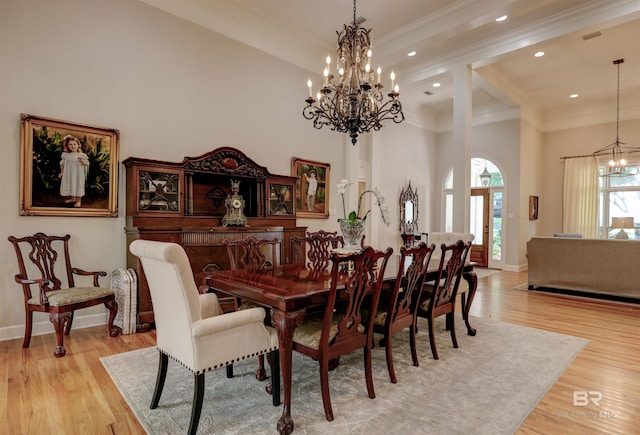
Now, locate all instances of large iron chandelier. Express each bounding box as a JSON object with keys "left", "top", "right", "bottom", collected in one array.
[
  {"left": 303, "top": 0, "right": 404, "bottom": 145},
  {"left": 592, "top": 58, "right": 640, "bottom": 177}
]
